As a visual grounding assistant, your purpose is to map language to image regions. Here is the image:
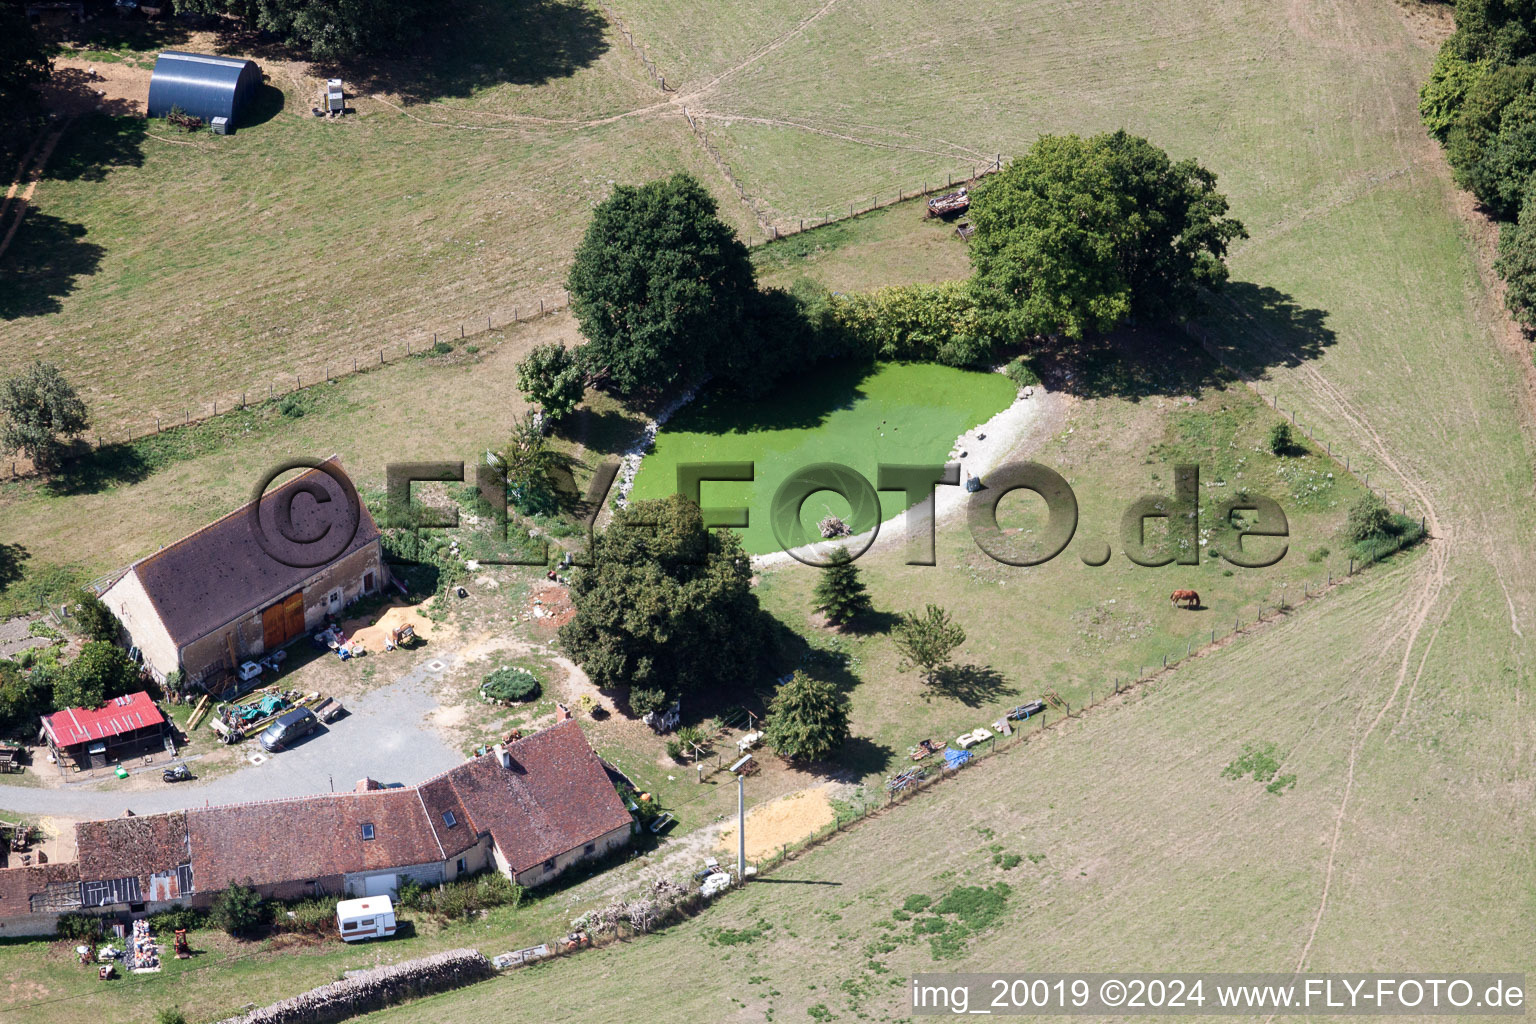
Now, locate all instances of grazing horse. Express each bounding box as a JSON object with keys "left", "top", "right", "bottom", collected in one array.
[{"left": 1170, "top": 589, "right": 1200, "bottom": 609}]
